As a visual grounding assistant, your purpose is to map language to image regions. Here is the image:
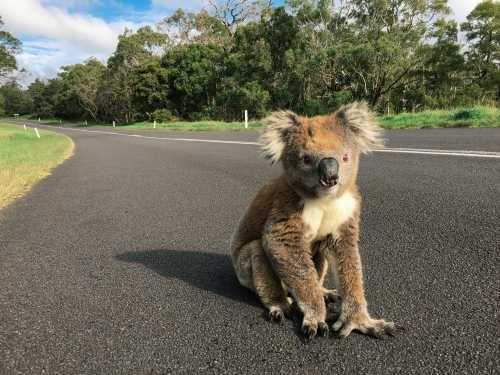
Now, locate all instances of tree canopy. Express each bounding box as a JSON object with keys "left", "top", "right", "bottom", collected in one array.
[
  {"left": 3, "top": 0, "right": 500, "bottom": 122},
  {"left": 0, "top": 16, "right": 23, "bottom": 82}
]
